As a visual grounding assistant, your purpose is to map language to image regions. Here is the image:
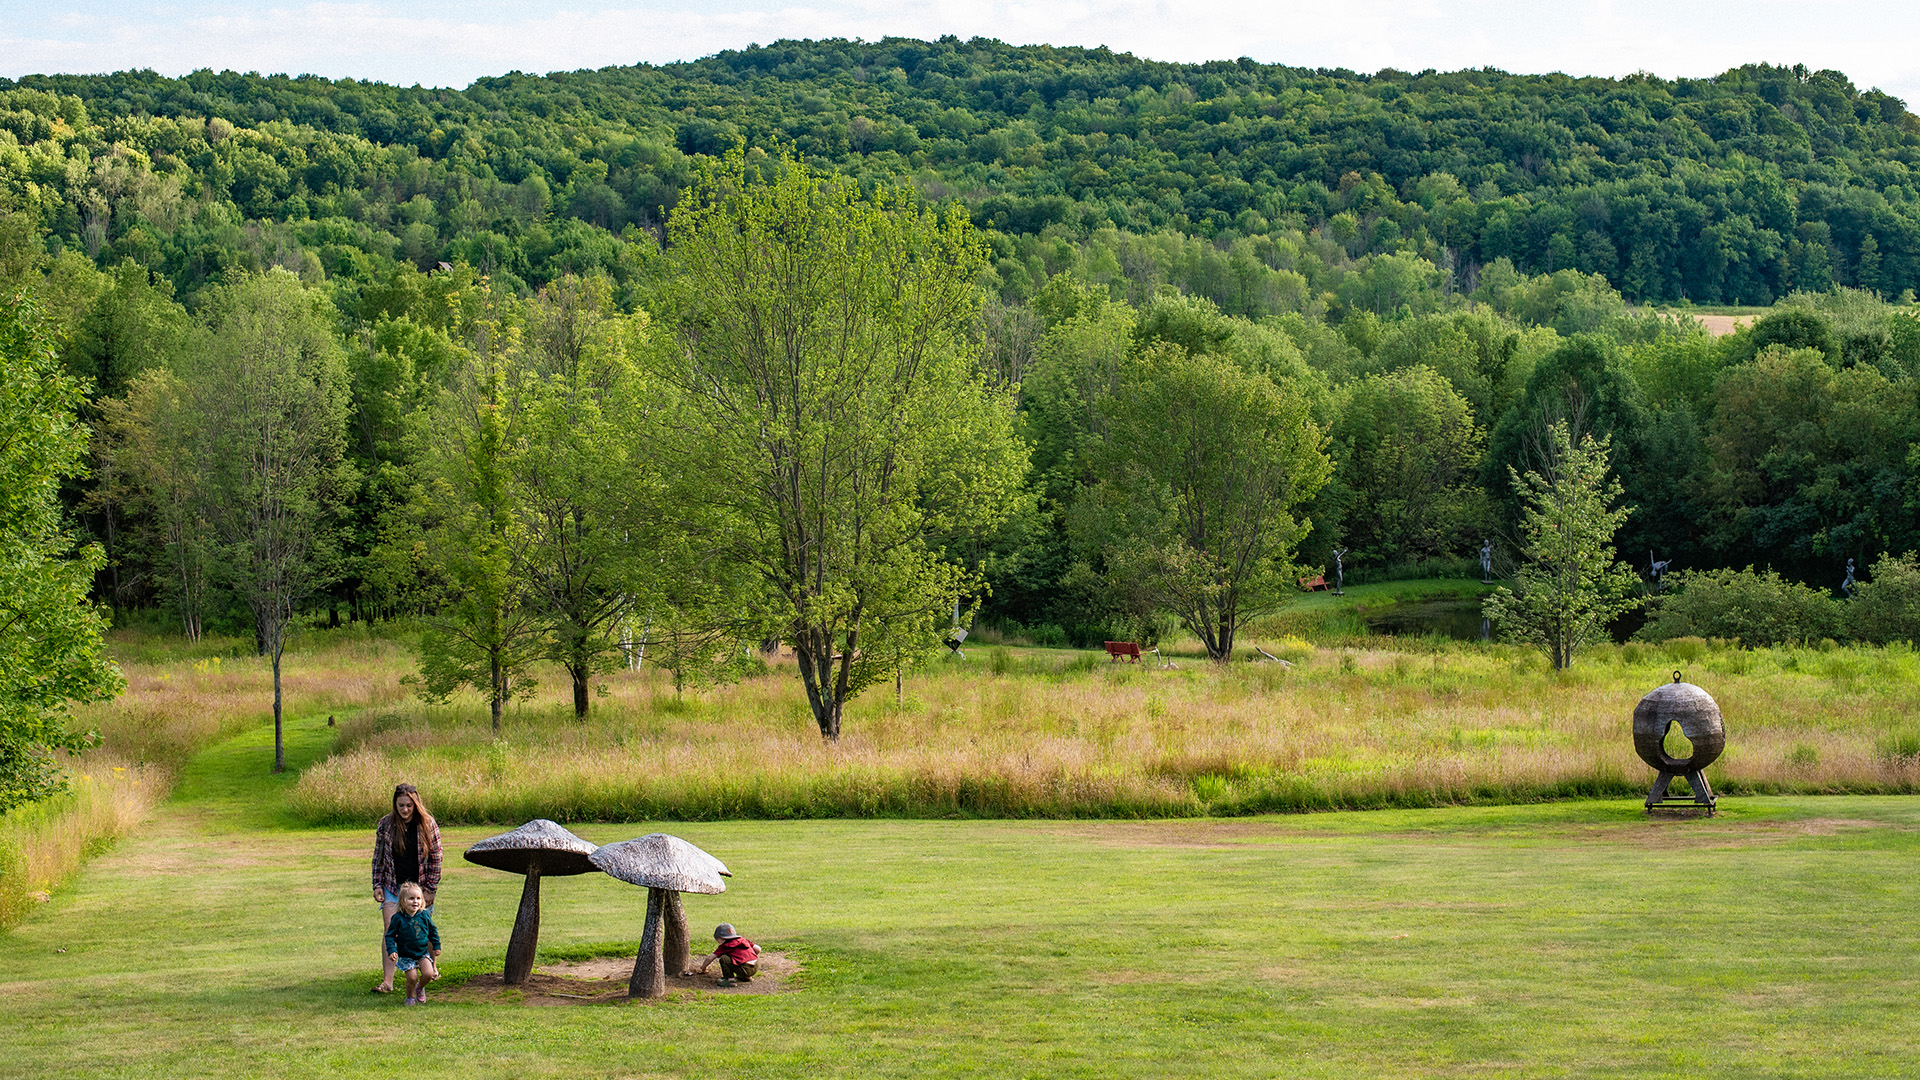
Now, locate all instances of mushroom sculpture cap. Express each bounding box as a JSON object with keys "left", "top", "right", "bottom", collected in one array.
[
  {"left": 589, "top": 833, "right": 730, "bottom": 894},
  {"left": 464, "top": 819, "right": 601, "bottom": 876},
  {"left": 1632, "top": 675, "right": 1726, "bottom": 772}
]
